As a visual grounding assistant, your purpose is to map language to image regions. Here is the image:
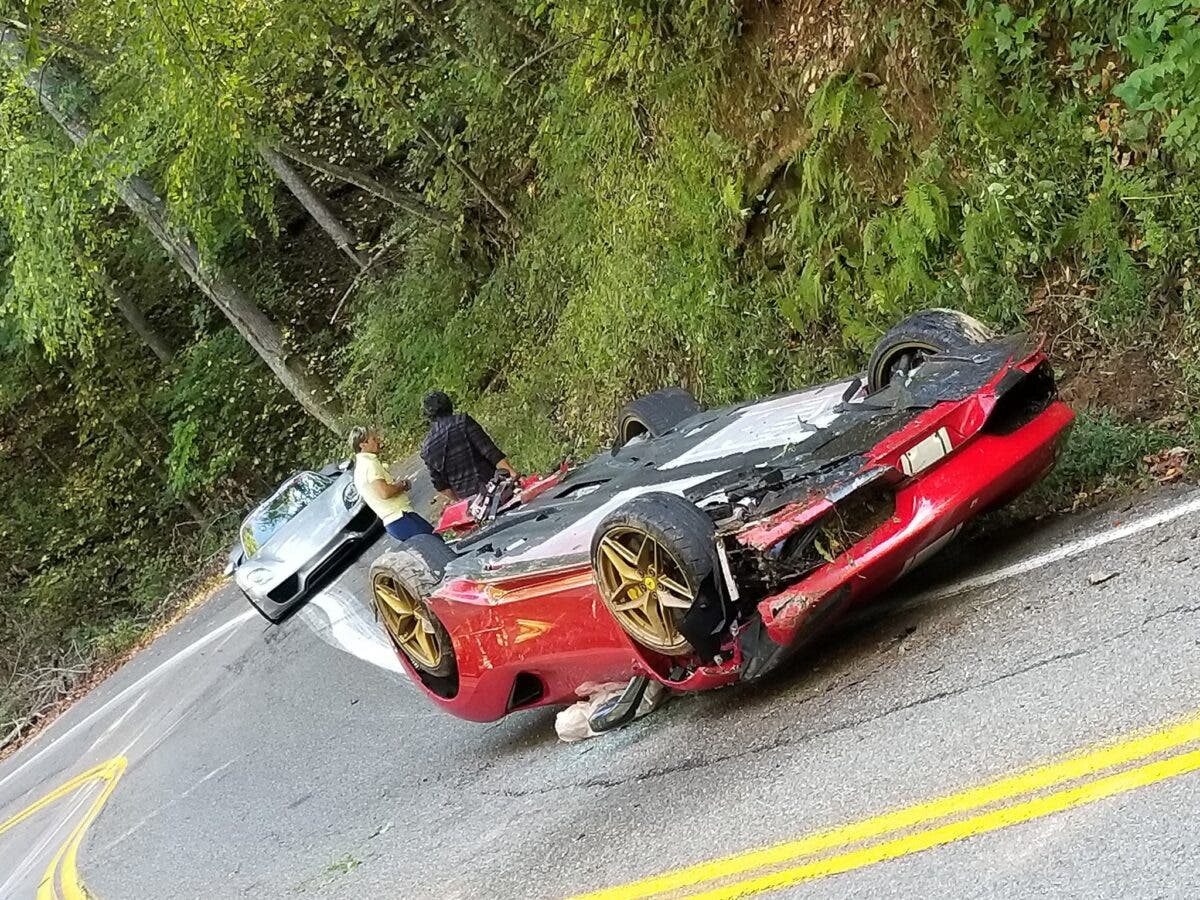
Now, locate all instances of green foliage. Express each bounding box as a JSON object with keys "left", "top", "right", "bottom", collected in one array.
[
  {"left": 547, "top": 0, "right": 738, "bottom": 92},
  {"left": 754, "top": 75, "right": 962, "bottom": 347},
  {"left": 0, "top": 85, "right": 100, "bottom": 356},
  {"left": 965, "top": 1, "right": 1046, "bottom": 71},
  {"left": 1060, "top": 412, "right": 1173, "bottom": 483},
  {"left": 1027, "top": 410, "right": 1175, "bottom": 507},
  {"left": 738, "top": 0, "right": 1200, "bottom": 350},
  {"left": 75, "top": 0, "right": 302, "bottom": 252},
  {"left": 344, "top": 53, "right": 800, "bottom": 467},
  {"left": 162, "top": 330, "right": 323, "bottom": 498},
  {"left": 1115, "top": 0, "right": 1200, "bottom": 163}
]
